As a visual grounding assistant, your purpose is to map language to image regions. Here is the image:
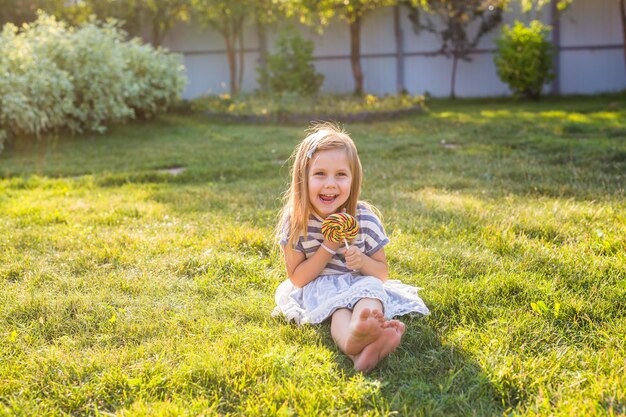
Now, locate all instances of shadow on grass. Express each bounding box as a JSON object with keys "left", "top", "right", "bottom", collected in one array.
[{"left": 311, "top": 317, "right": 509, "bottom": 417}]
